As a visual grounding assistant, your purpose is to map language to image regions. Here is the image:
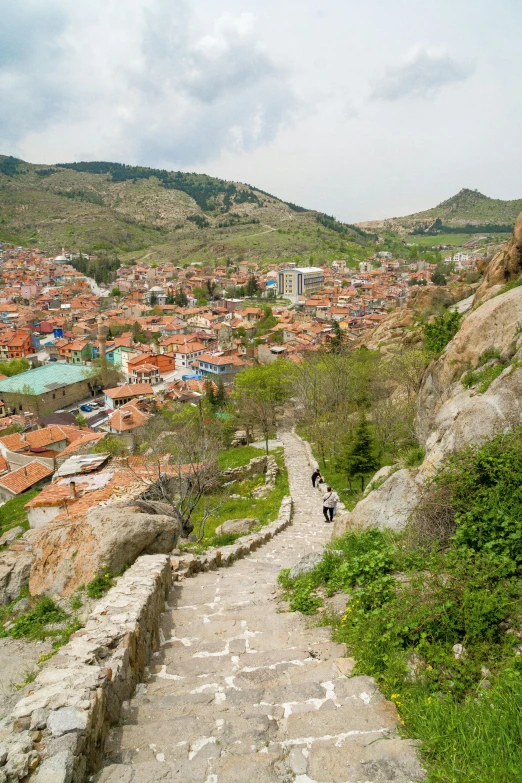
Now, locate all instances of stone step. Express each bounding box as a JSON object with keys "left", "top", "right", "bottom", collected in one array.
[{"left": 94, "top": 432, "right": 425, "bottom": 783}]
